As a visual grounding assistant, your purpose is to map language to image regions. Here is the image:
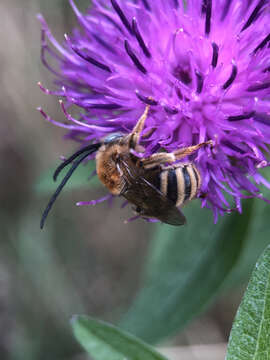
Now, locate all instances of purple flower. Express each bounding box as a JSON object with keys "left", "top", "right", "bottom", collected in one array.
[{"left": 38, "top": 0, "right": 270, "bottom": 222}]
